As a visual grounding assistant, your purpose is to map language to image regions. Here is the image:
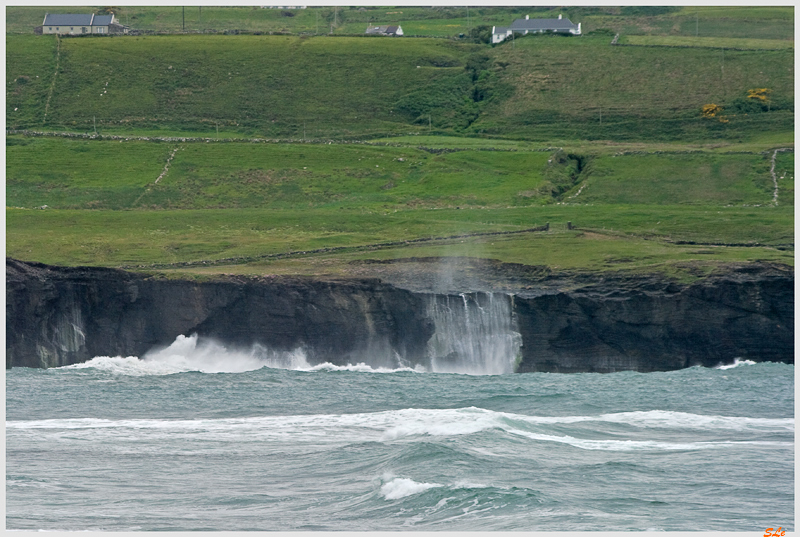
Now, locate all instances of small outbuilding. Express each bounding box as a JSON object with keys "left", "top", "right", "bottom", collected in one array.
[{"left": 365, "top": 25, "right": 404, "bottom": 37}]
